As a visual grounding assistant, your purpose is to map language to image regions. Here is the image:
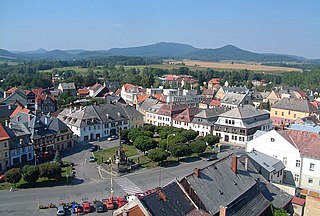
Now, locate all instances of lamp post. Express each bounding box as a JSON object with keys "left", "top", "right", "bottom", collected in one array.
[
  {"left": 109, "top": 157, "right": 114, "bottom": 198},
  {"left": 159, "top": 133, "right": 175, "bottom": 187}
]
